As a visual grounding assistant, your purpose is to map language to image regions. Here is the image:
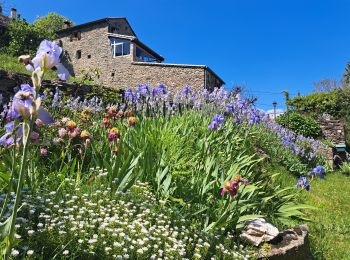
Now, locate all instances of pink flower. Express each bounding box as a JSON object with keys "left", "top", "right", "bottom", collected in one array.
[
  {"left": 220, "top": 181, "right": 239, "bottom": 197},
  {"left": 31, "top": 131, "right": 39, "bottom": 140},
  {"left": 40, "top": 148, "right": 48, "bottom": 156},
  {"left": 68, "top": 127, "right": 81, "bottom": 139},
  {"left": 35, "top": 118, "right": 43, "bottom": 127},
  {"left": 220, "top": 176, "right": 248, "bottom": 198},
  {"left": 58, "top": 128, "right": 67, "bottom": 138}
]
